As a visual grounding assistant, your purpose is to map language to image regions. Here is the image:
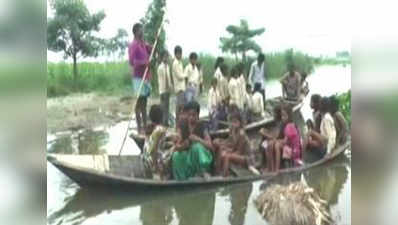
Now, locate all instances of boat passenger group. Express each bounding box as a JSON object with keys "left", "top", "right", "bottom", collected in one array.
[{"left": 128, "top": 23, "right": 348, "bottom": 181}]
